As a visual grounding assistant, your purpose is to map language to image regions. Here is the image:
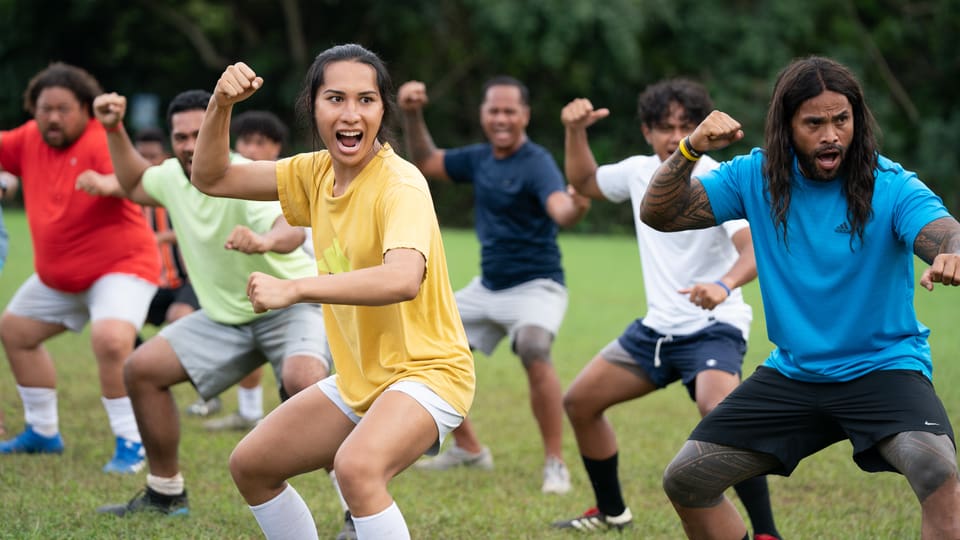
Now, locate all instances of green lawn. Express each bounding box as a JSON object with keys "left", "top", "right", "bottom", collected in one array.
[{"left": 0, "top": 208, "right": 957, "bottom": 539}]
